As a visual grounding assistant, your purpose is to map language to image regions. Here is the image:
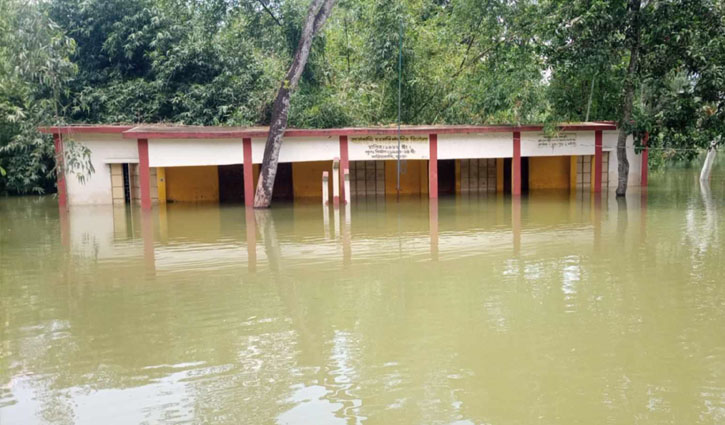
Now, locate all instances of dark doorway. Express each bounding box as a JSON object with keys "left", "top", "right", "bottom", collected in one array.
[
  {"left": 218, "top": 164, "right": 245, "bottom": 203},
  {"left": 122, "top": 163, "right": 131, "bottom": 203},
  {"left": 272, "top": 162, "right": 294, "bottom": 201},
  {"left": 503, "top": 157, "right": 530, "bottom": 194},
  {"left": 438, "top": 159, "right": 456, "bottom": 196}
]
